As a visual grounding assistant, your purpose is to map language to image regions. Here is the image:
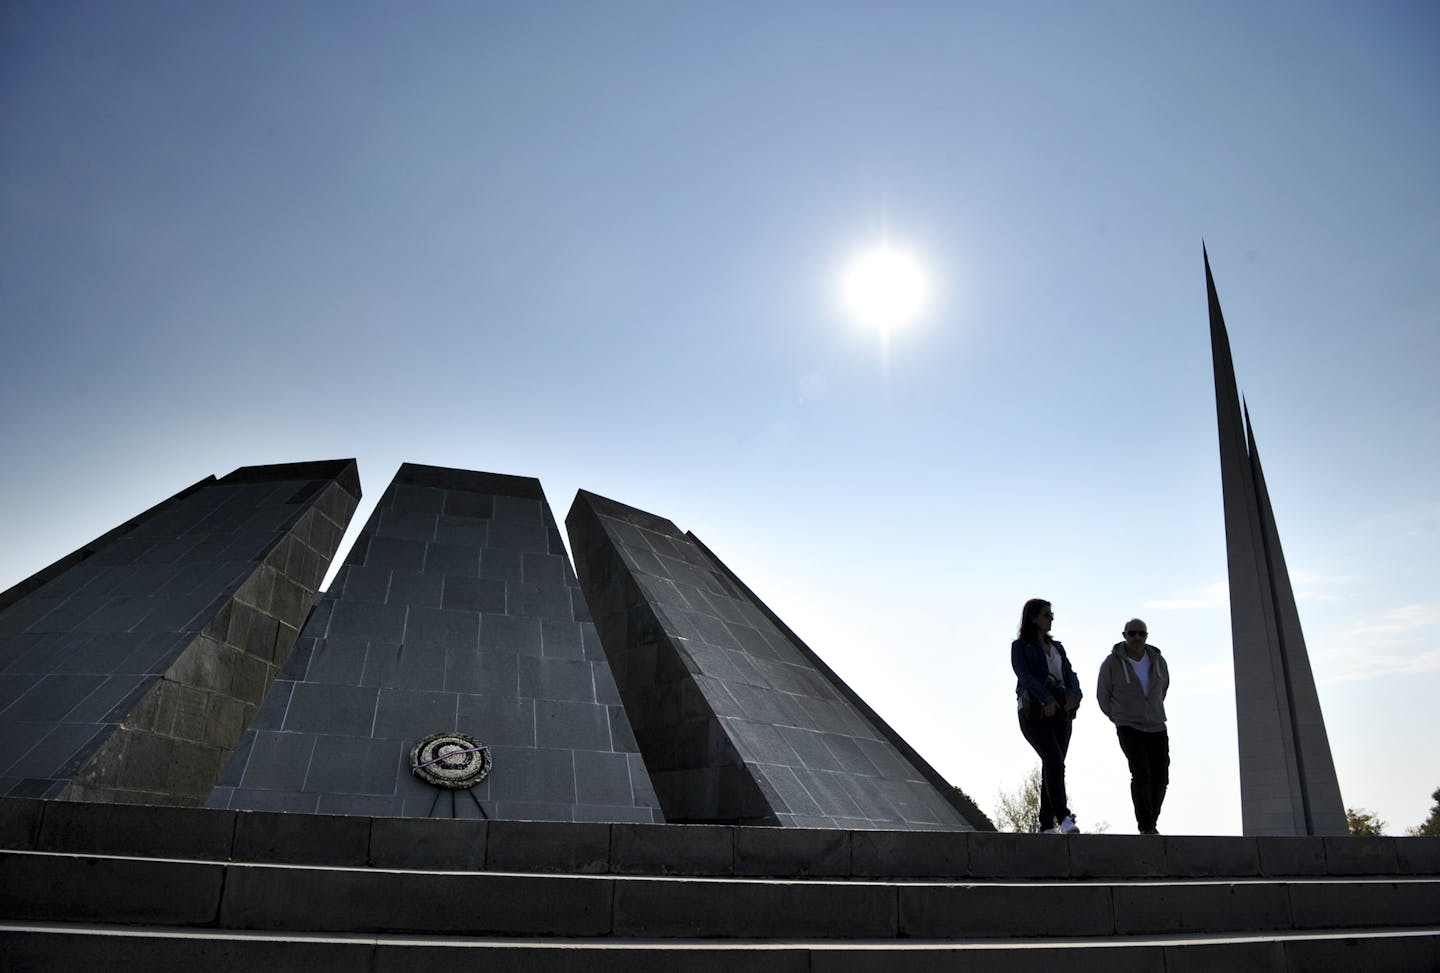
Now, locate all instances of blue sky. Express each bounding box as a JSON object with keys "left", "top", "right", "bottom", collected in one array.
[{"left": 3, "top": 1, "right": 1437, "bottom": 834}]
